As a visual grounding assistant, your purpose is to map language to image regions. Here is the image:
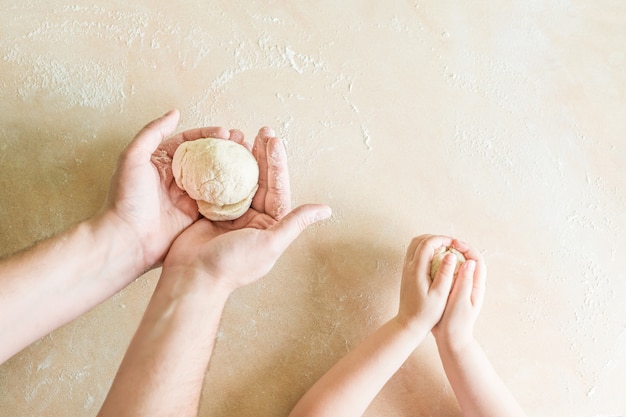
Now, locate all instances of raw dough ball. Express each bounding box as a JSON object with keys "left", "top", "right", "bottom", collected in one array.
[
  {"left": 430, "top": 246, "right": 466, "bottom": 279},
  {"left": 172, "top": 138, "right": 259, "bottom": 221}
]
